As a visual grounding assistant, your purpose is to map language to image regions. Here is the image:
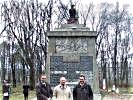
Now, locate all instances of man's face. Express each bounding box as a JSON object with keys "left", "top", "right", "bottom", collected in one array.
[
  {"left": 41, "top": 75, "right": 47, "bottom": 83},
  {"left": 60, "top": 77, "right": 66, "bottom": 86},
  {"left": 4, "top": 80, "right": 8, "bottom": 85},
  {"left": 79, "top": 76, "right": 85, "bottom": 84}
]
